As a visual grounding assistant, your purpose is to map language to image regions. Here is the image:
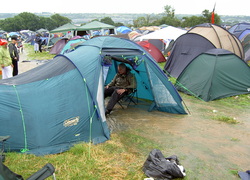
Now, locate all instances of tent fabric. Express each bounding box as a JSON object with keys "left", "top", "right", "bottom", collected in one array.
[
  {"left": 188, "top": 23, "right": 244, "bottom": 59},
  {"left": 176, "top": 49, "right": 250, "bottom": 101},
  {"left": 148, "top": 39, "right": 166, "bottom": 54},
  {"left": 0, "top": 36, "right": 186, "bottom": 156},
  {"left": 116, "top": 26, "right": 132, "bottom": 34},
  {"left": 164, "top": 33, "right": 216, "bottom": 78},
  {"left": 139, "top": 26, "right": 187, "bottom": 41},
  {"left": 136, "top": 41, "right": 166, "bottom": 62},
  {"left": 240, "top": 31, "right": 250, "bottom": 62},
  {"left": 49, "top": 38, "right": 68, "bottom": 55},
  {"left": 61, "top": 38, "right": 86, "bottom": 54},
  {"left": 77, "top": 21, "right": 115, "bottom": 31},
  {"left": 50, "top": 23, "right": 78, "bottom": 33},
  {"left": 238, "top": 29, "right": 250, "bottom": 40},
  {"left": 228, "top": 22, "right": 250, "bottom": 38},
  {"left": 0, "top": 55, "right": 110, "bottom": 155}
]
